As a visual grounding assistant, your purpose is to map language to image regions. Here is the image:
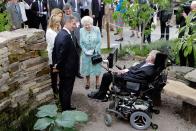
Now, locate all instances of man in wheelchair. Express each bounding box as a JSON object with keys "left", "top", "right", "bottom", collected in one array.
[{"left": 88, "top": 50, "right": 168, "bottom": 101}]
